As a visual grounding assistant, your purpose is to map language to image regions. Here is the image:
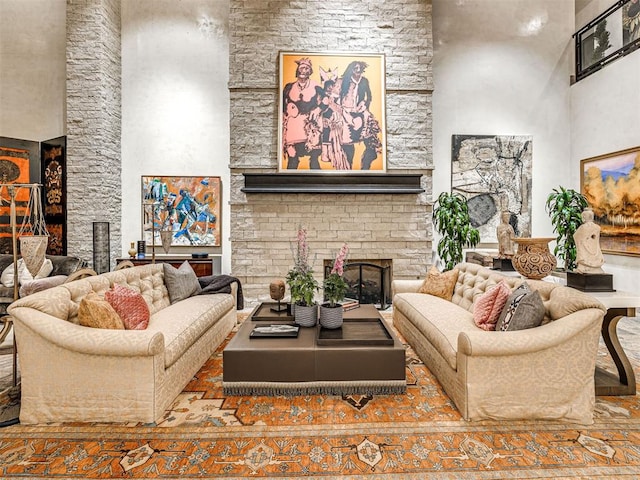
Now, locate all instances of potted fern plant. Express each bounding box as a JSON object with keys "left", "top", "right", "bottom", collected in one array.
[
  {"left": 432, "top": 192, "right": 480, "bottom": 271},
  {"left": 545, "top": 186, "right": 588, "bottom": 271}
]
